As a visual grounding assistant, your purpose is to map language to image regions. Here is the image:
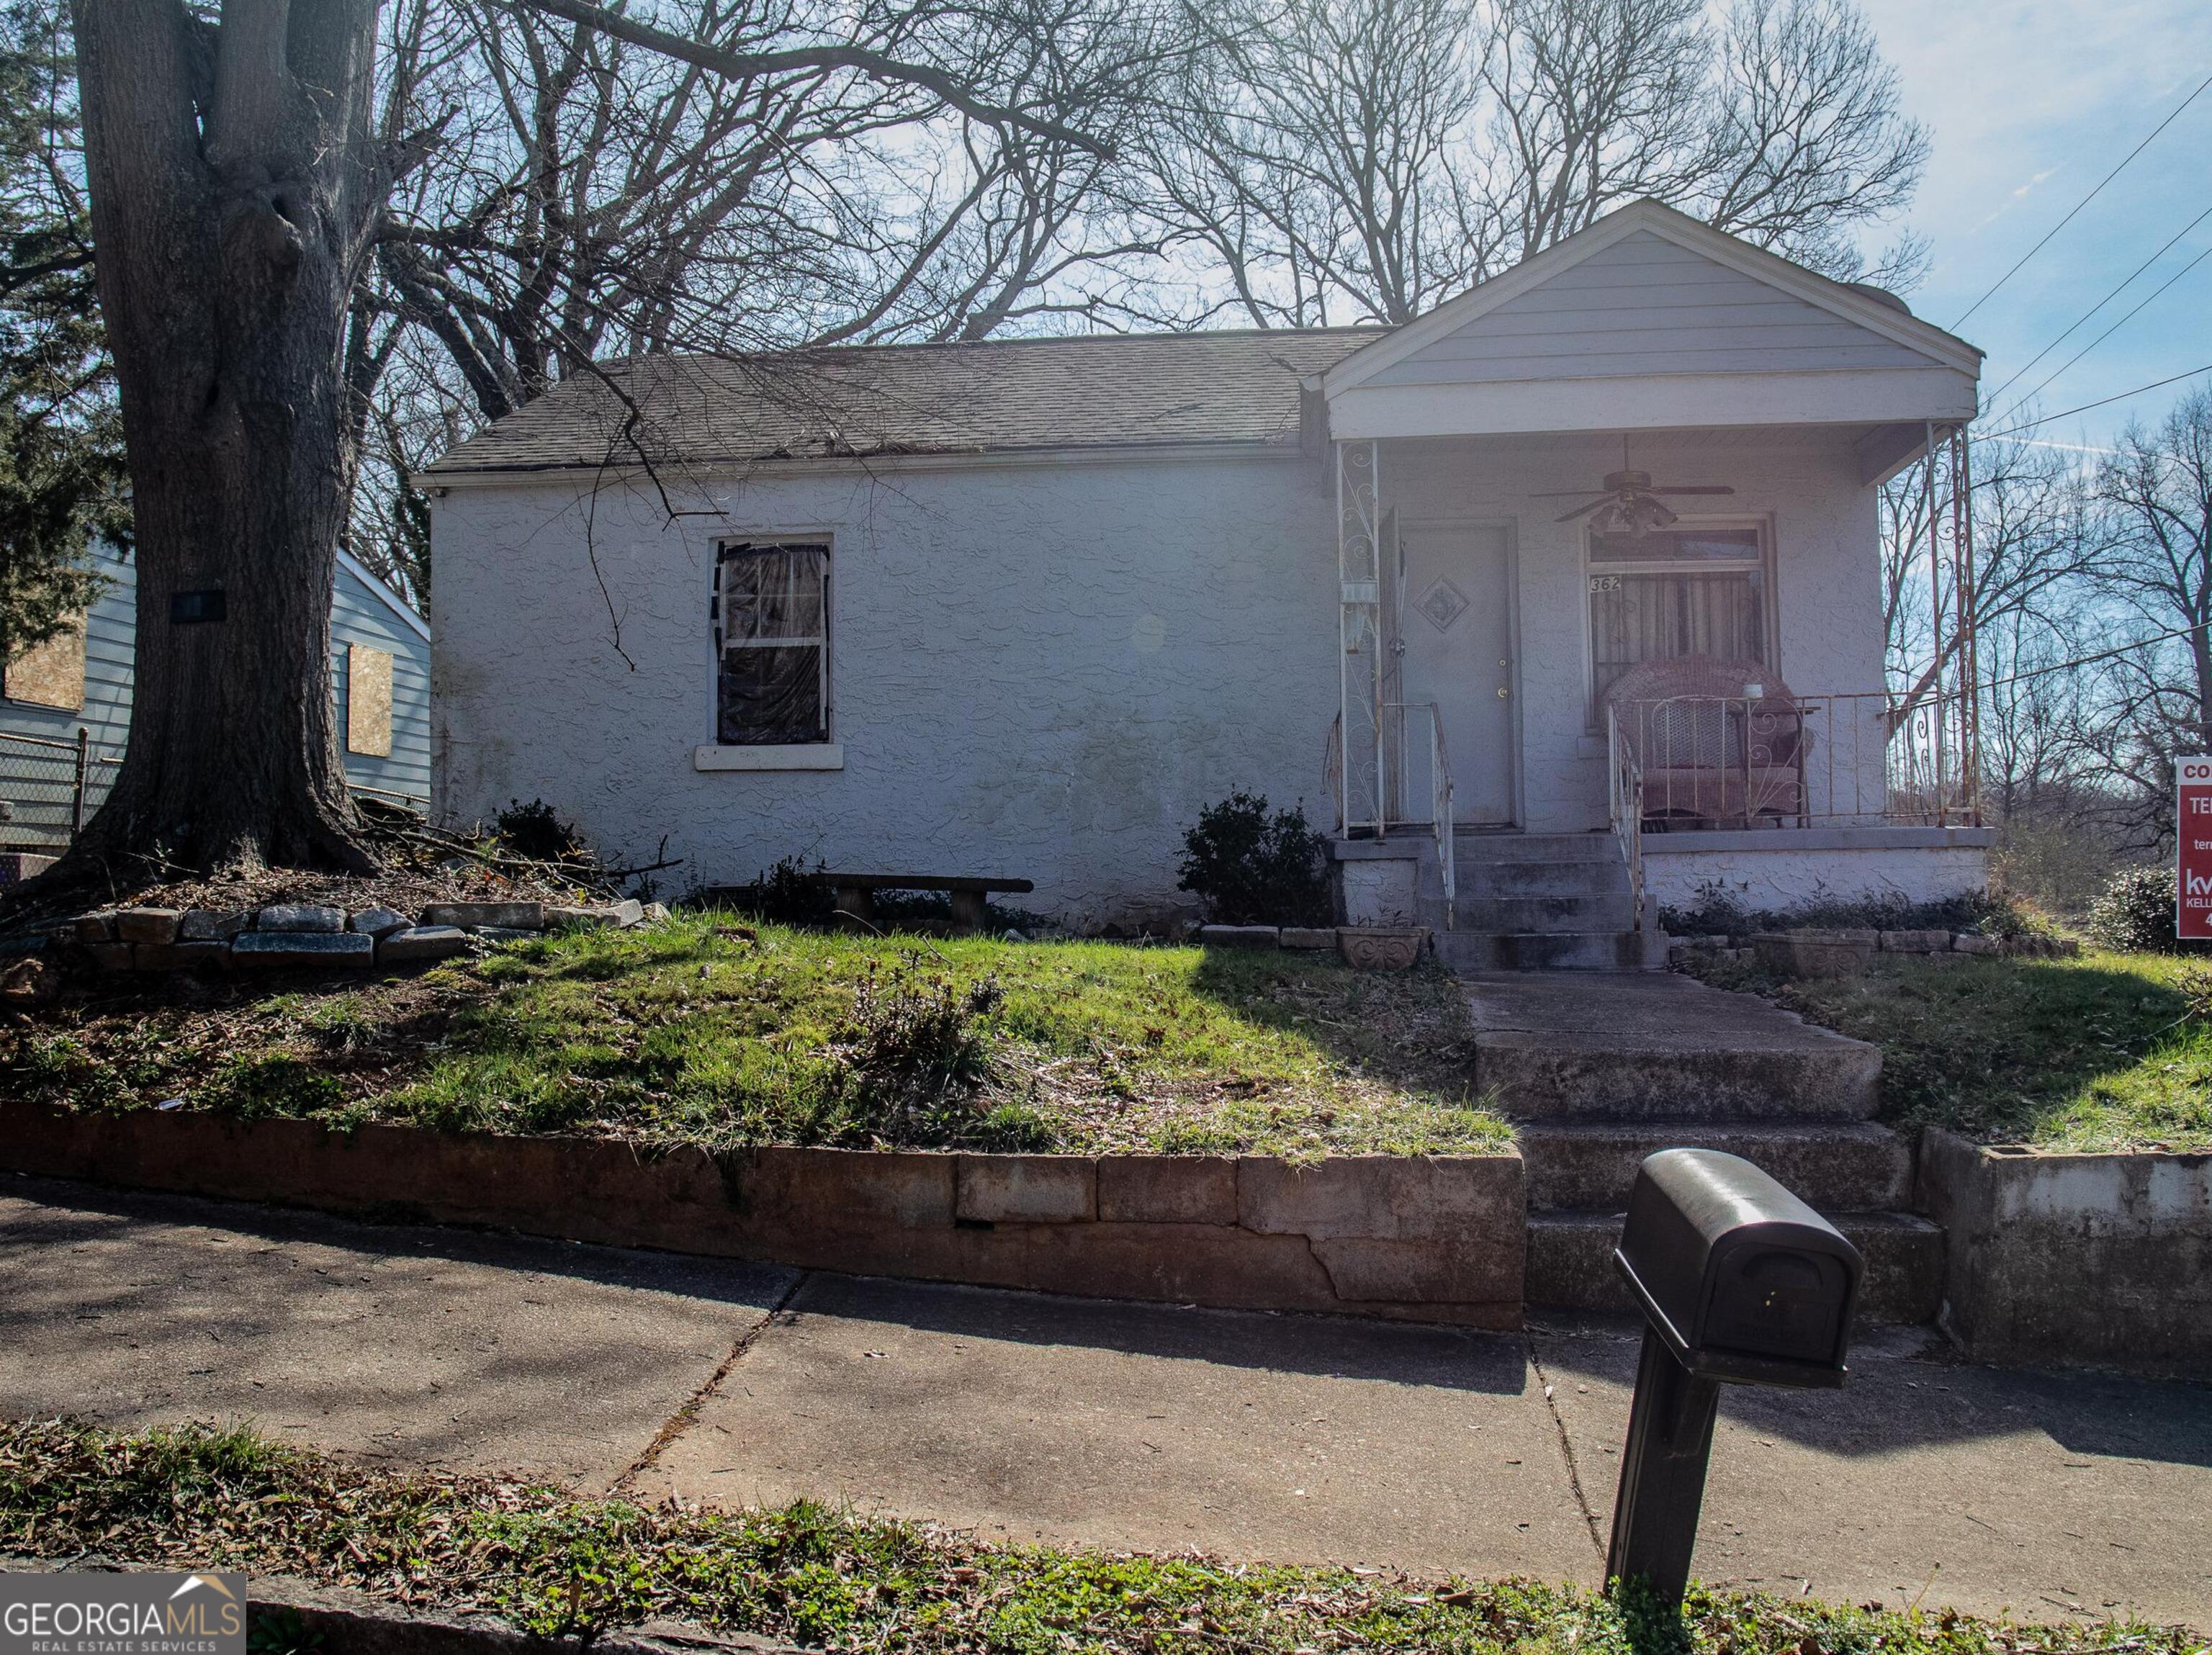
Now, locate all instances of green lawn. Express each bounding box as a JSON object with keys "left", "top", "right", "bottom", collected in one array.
[
  {"left": 1689, "top": 949, "right": 2212, "bottom": 1151},
  {"left": 1, "top": 1418, "right": 2195, "bottom": 1652},
  {"left": 4, "top": 916, "right": 1509, "bottom": 1159}
]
